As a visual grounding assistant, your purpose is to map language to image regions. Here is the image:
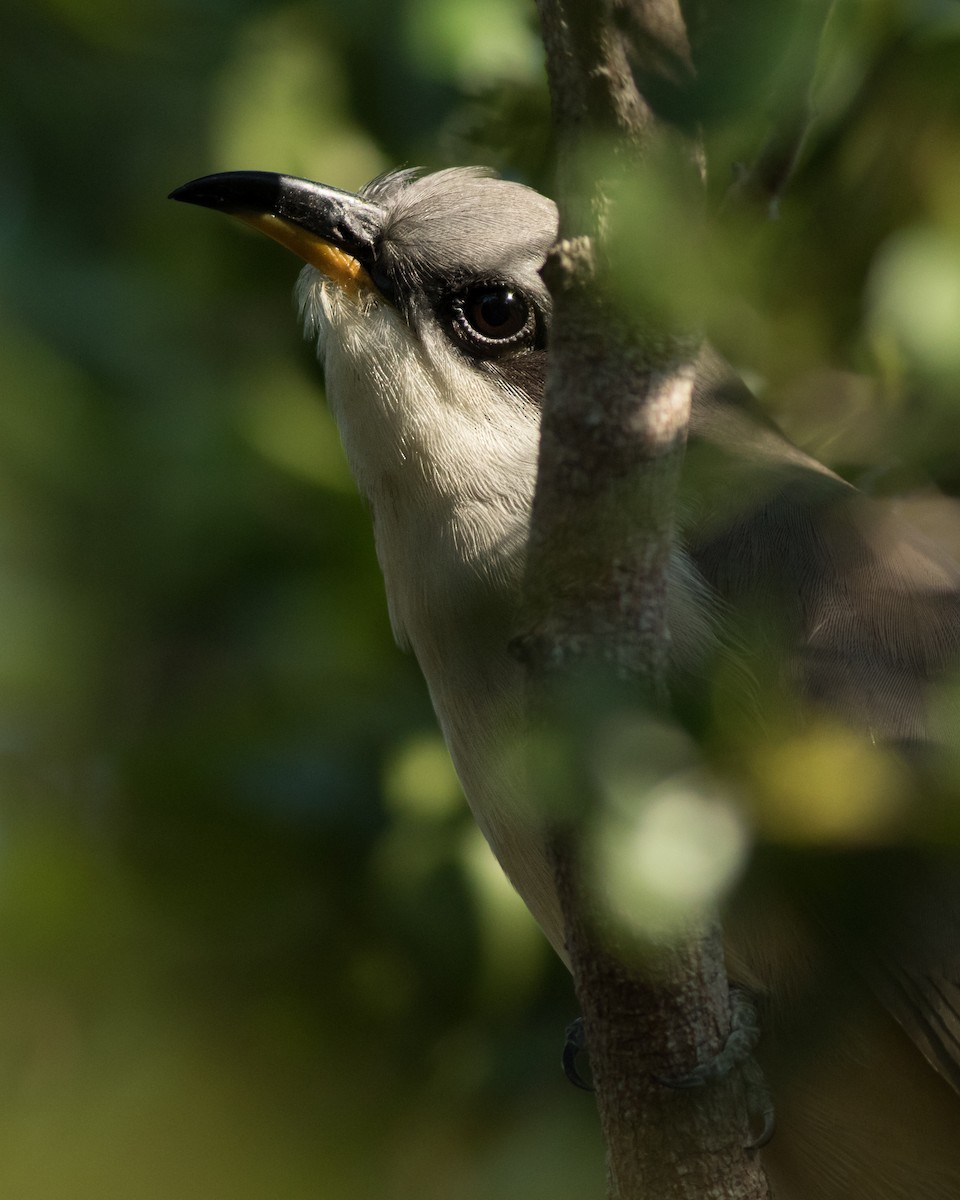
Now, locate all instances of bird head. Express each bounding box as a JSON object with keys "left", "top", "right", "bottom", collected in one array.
[
  {"left": 170, "top": 168, "right": 557, "bottom": 497},
  {"left": 171, "top": 167, "right": 560, "bottom": 653}
]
